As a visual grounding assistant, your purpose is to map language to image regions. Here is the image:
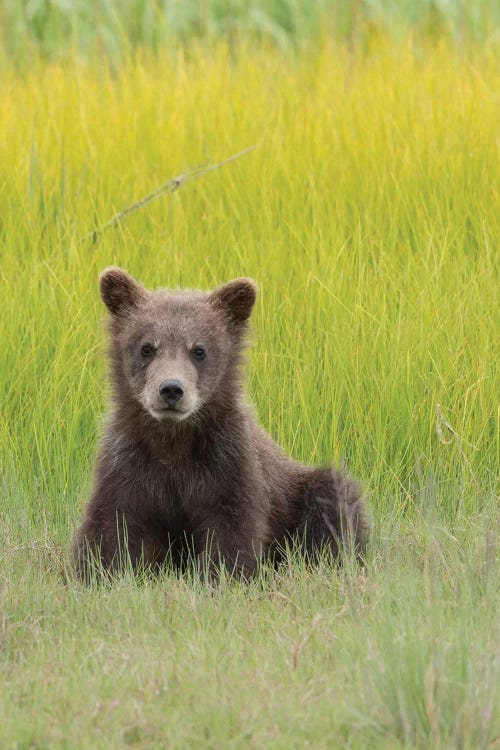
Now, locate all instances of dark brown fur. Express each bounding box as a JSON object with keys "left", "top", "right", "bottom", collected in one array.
[{"left": 73, "top": 268, "right": 369, "bottom": 581}]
